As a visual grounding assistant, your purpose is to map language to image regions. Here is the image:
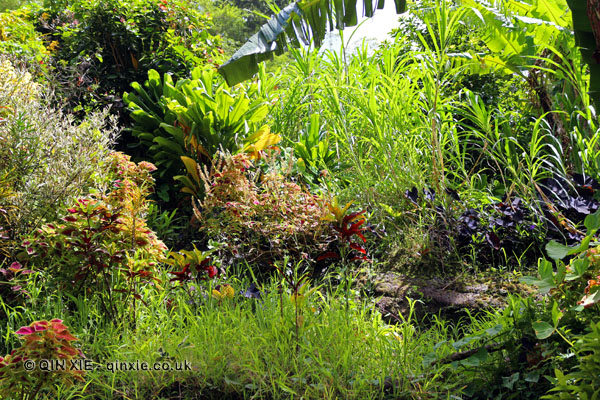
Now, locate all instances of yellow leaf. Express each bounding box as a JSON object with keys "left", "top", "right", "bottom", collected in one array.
[
  {"left": 243, "top": 125, "right": 282, "bottom": 159},
  {"left": 130, "top": 52, "right": 139, "bottom": 70},
  {"left": 187, "top": 136, "right": 210, "bottom": 158},
  {"left": 180, "top": 187, "right": 197, "bottom": 195},
  {"left": 297, "top": 158, "right": 306, "bottom": 172},
  {"left": 245, "top": 125, "right": 271, "bottom": 142},
  {"left": 222, "top": 284, "right": 234, "bottom": 299},
  {"left": 180, "top": 156, "right": 201, "bottom": 185},
  {"left": 212, "top": 285, "right": 234, "bottom": 301}
]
